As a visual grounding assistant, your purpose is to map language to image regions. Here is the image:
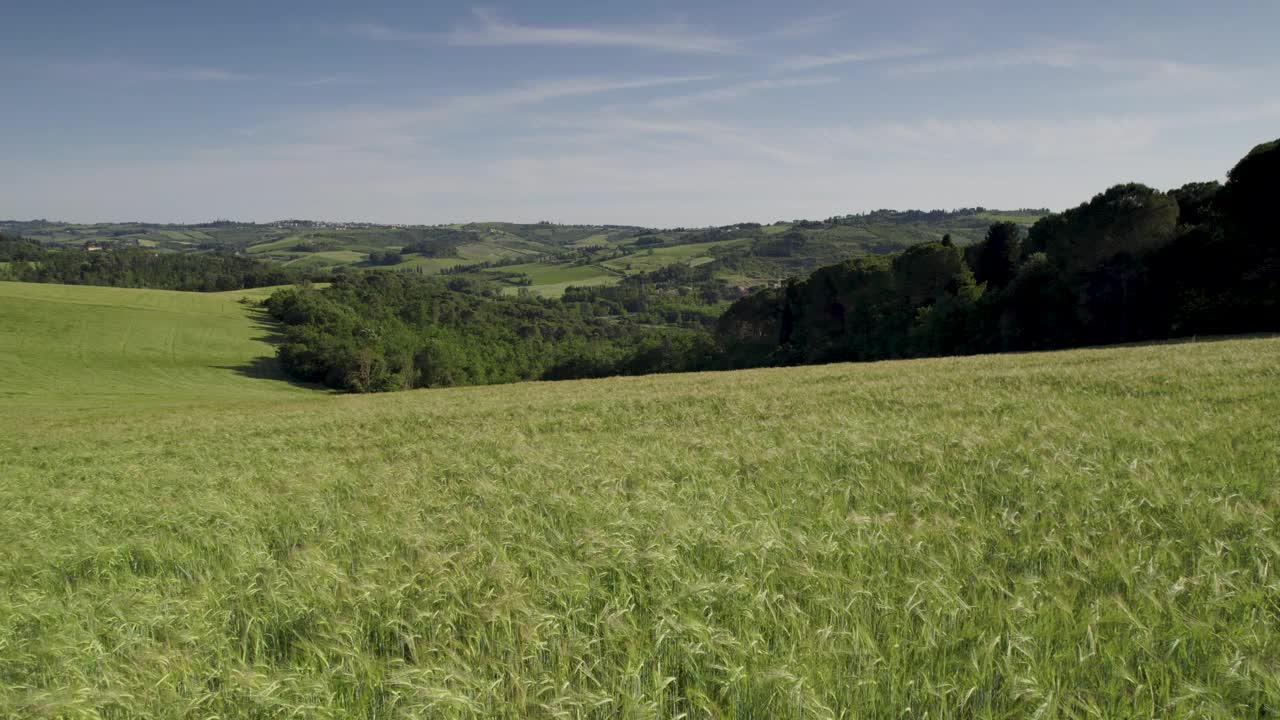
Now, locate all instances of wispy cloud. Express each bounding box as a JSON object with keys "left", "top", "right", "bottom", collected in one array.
[
  {"left": 432, "top": 75, "right": 718, "bottom": 117},
  {"left": 18, "top": 98, "right": 1280, "bottom": 226},
  {"left": 822, "top": 116, "right": 1169, "bottom": 161},
  {"left": 42, "top": 60, "right": 247, "bottom": 84},
  {"left": 537, "top": 114, "right": 819, "bottom": 166},
  {"left": 817, "top": 100, "right": 1280, "bottom": 162},
  {"left": 769, "top": 11, "right": 851, "bottom": 40},
  {"left": 178, "top": 68, "right": 240, "bottom": 82},
  {"left": 289, "top": 74, "right": 716, "bottom": 145},
  {"left": 295, "top": 74, "right": 362, "bottom": 88},
  {"left": 892, "top": 46, "right": 1084, "bottom": 74},
  {"left": 889, "top": 44, "right": 1222, "bottom": 84},
  {"left": 348, "top": 12, "right": 735, "bottom": 54},
  {"left": 346, "top": 21, "right": 434, "bottom": 44},
  {"left": 652, "top": 76, "right": 840, "bottom": 109},
  {"left": 1185, "top": 100, "right": 1280, "bottom": 125},
  {"left": 446, "top": 8, "right": 737, "bottom": 54},
  {"left": 774, "top": 46, "right": 932, "bottom": 72}
]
